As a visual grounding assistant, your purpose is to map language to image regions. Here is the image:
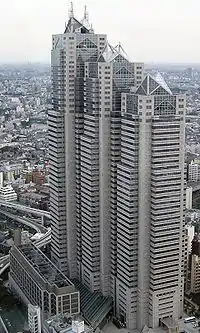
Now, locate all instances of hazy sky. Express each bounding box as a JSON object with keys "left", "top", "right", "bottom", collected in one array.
[{"left": 0, "top": 0, "right": 200, "bottom": 63}]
